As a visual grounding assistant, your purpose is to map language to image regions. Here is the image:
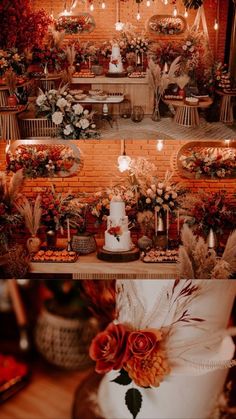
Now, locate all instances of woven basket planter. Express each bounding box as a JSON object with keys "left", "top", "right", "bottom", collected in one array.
[{"left": 35, "top": 309, "right": 99, "bottom": 370}]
